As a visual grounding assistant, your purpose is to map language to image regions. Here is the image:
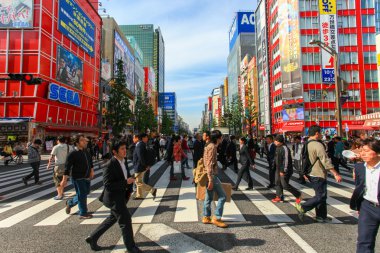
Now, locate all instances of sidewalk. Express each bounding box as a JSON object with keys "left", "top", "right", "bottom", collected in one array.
[{"left": 0, "top": 155, "right": 51, "bottom": 166}]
